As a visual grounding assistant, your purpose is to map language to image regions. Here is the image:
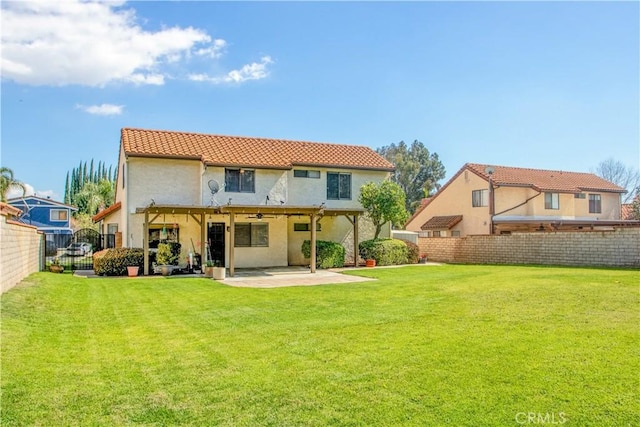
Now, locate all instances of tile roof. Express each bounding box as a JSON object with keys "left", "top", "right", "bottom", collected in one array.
[
  {"left": 466, "top": 163, "right": 625, "bottom": 193},
  {"left": 421, "top": 215, "right": 463, "bottom": 230},
  {"left": 92, "top": 201, "right": 121, "bottom": 223},
  {"left": 121, "top": 128, "right": 395, "bottom": 171},
  {"left": 621, "top": 203, "right": 638, "bottom": 220}
]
